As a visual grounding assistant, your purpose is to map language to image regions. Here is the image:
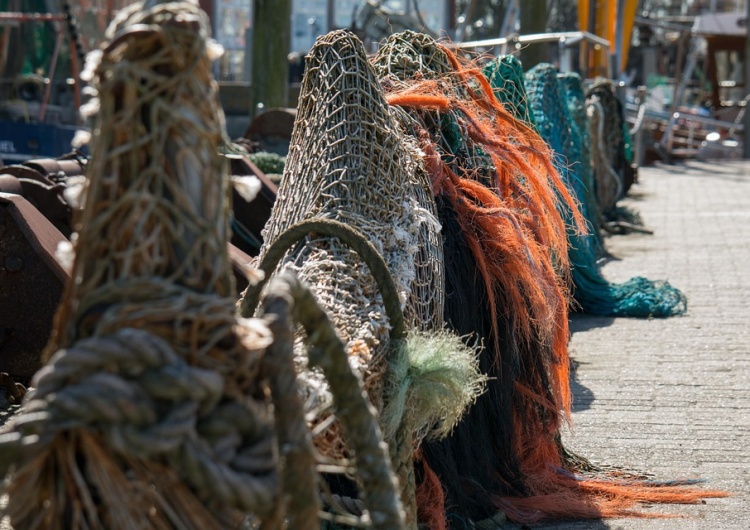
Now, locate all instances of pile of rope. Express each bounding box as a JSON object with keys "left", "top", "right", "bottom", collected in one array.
[
  {"left": 0, "top": 5, "right": 404, "bottom": 530},
  {"left": 0, "top": 3, "right": 278, "bottom": 528},
  {"left": 520, "top": 63, "right": 687, "bottom": 318}
]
